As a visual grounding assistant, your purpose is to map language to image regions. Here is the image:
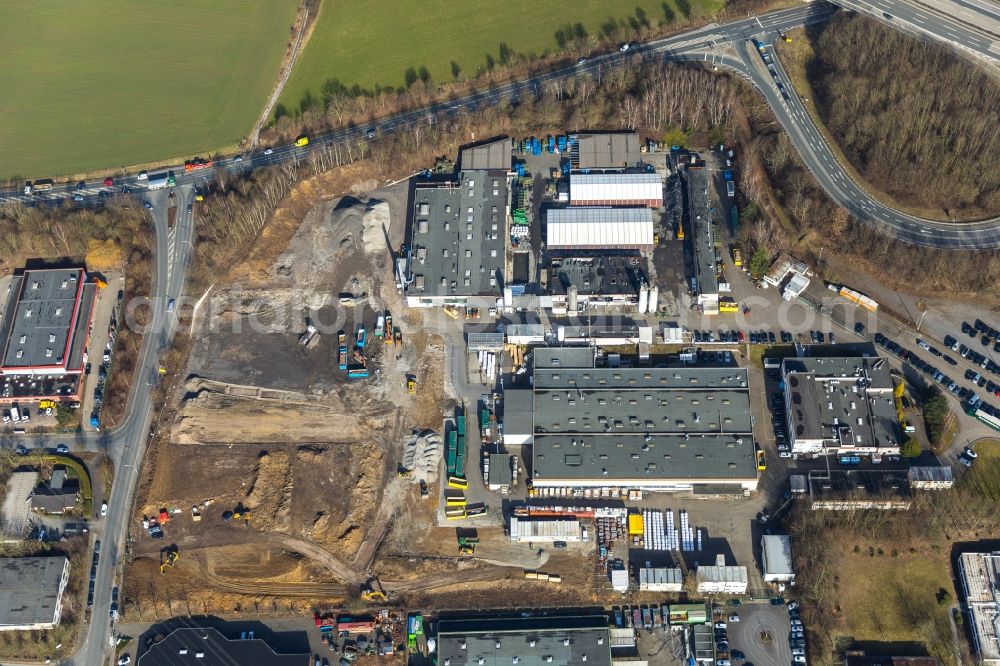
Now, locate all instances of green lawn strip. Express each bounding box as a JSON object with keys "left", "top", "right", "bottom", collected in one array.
[
  {"left": 0, "top": 0, "right": 297, "bottom": 178},
  {"left": 280, "top": 0, "right": 723, "bottom": 112}
]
